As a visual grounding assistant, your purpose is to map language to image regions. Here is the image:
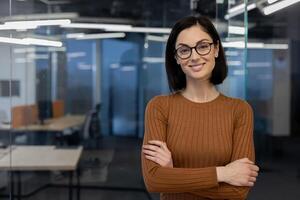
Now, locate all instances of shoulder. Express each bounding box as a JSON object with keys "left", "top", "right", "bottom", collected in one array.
[
  {"left": 147, "top": 94, "right": 170, "bottom": 105},
  {"left": 223, "top": 96, "right": 253, "bottom": 123},
  {"left": 220, "top": 94, "right": 253, "bottom": 118},
  {"left": 221, "top": 94, "right": 252, "bottom": 110},
  {"left": 146, "top": 94, "right": 172, "bottom": 116}
]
